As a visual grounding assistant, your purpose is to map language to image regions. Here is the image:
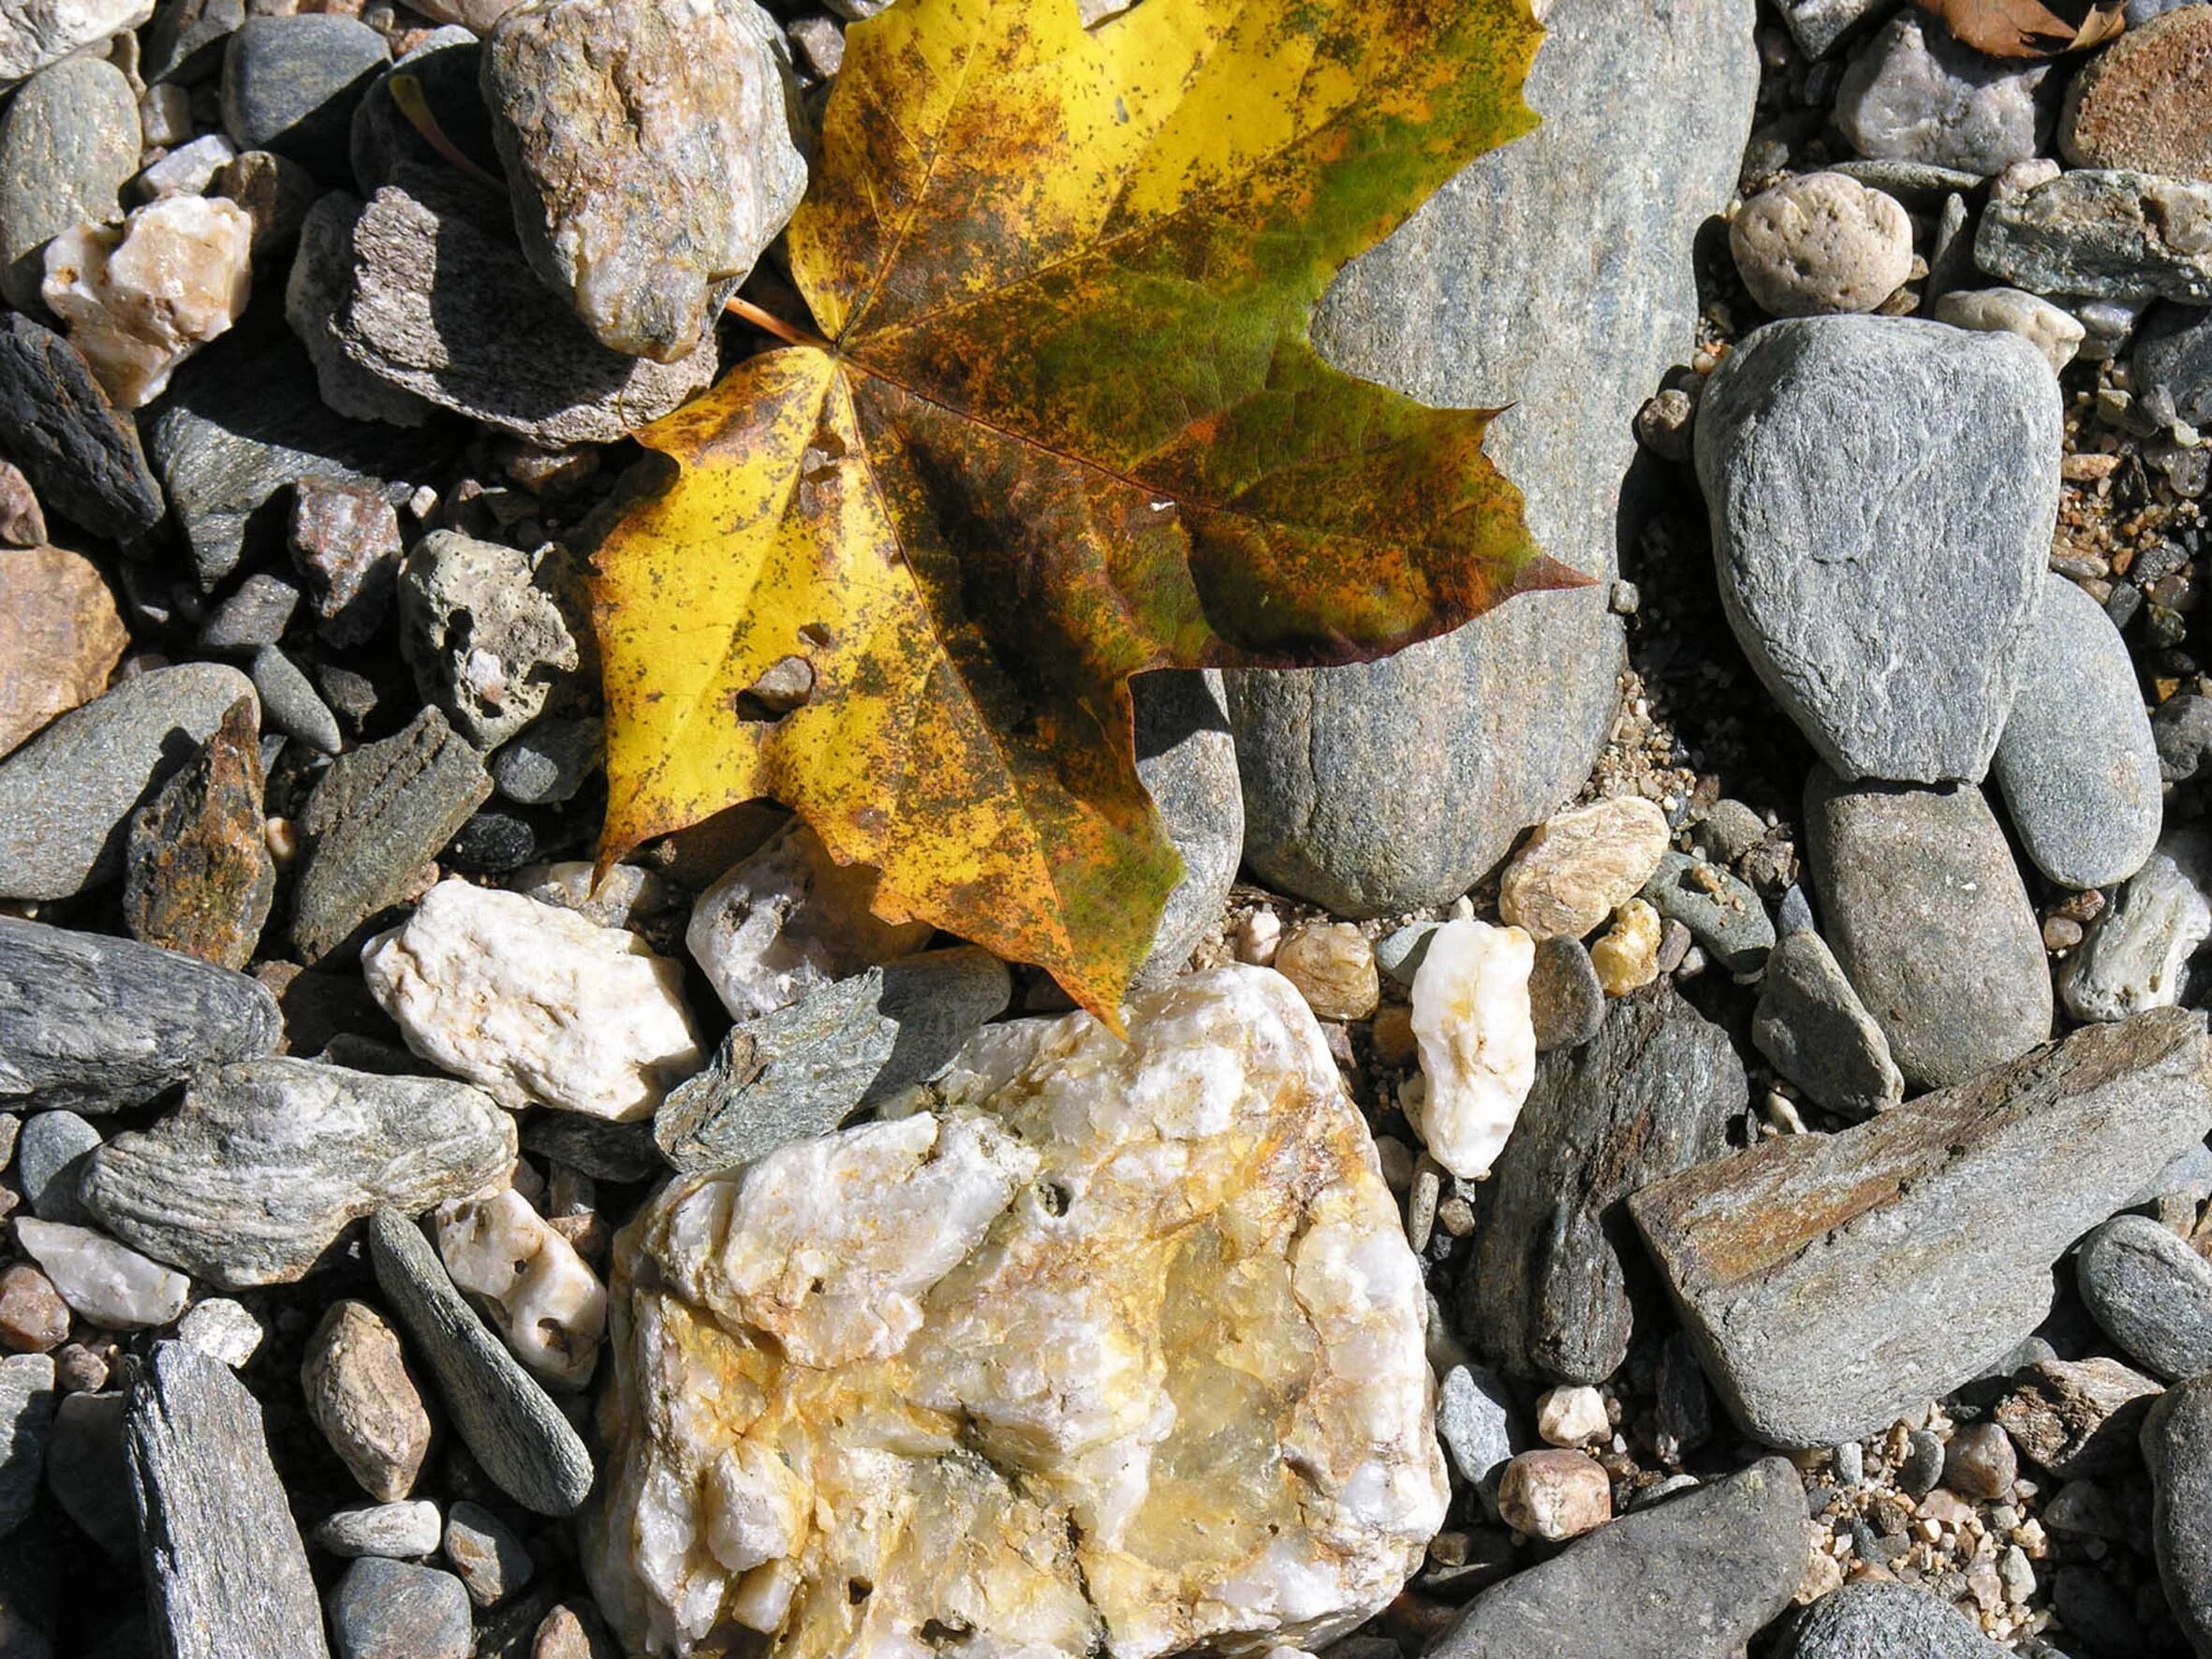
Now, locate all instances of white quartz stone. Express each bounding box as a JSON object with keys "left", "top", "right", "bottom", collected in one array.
[
  {"left": 435, "top": 1187, "right": 607, "bottom": 1390},
  {"left": 686, "top": 819, "right": 933, "bottom": 1020},
  {"left": 0, "top": 0, "right": 155, "bottom": 83},
  {"left": 363, "top": 878, "right": 704, "bottom": 1121},
  {"left": 1535, "top": 1385, "right": 1610, "bottom": 1447},
  {"left": 16, "top": 1216, "right": 189, "bottom": 1329},
  {"left": 589, "top": 965, "right": 1446, "bottom": 1659},
  {"left": 177, "top": 1296, "right": 264, "bottom": 1367},
  {"left": 1408, "top": 919, "right": 1537, "bottom": 1181},
  {"left": 40, "top": 194, "right": 253, "bottom": 407}
]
